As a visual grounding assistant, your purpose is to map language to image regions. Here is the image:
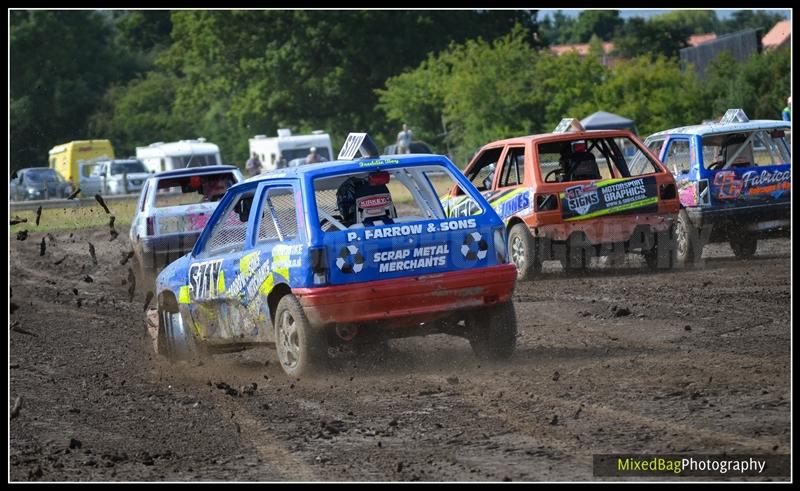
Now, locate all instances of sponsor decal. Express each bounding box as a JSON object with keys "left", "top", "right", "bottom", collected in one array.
[
  {"left": 492, "top": 189, "right": 532, "bottom": 219},
  {"left": 565, "top": 183, "right": 600, "bottom": 215},
  {"left": 358, "top": 194, "right": 392, "bottom": 209},
  {"left": 560, "top": 177, "right": 659, "bottom": 221},
  {"left": 713, "top": 171, "right": 744, "bottom": 200},
  {"left": 373, "top": 244, "right": 449, "bottom": 273},
  {"left": 347, "top": 218, "right": 478, "bottom": 242},
  {"left": 461, "top": 232, "right": 488, "bottom": 261},
  {"left": 336, "top": 244, "right": 364, "bottom": 274},
  {"left": 711, "top": 169, "right": 791, "bottom": 201}
]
